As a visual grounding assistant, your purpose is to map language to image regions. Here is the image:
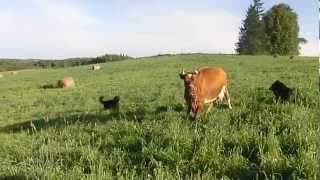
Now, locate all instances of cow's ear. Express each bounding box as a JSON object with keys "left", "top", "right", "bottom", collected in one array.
[{"left": 179, "top": 73, "right": 185, "bottom": 79}]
